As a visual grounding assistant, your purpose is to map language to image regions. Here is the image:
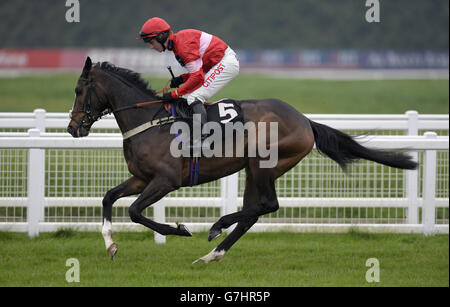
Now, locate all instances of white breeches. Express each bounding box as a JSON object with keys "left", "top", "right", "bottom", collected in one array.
[{"left": 183, "top": 47, "right": 240, "bottom": 105}]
